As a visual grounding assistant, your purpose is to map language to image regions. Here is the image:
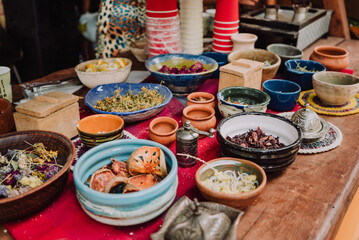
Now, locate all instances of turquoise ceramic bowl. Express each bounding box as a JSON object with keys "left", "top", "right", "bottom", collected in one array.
[
  {"left": 73, "top": 139, "right": 178, "bottom": 226},
  {"left": 217, "top": 87, "right": 270, "bottom": 117},
  {"left": 145, "top": 53, "right": 218, "bottom": 95}
]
